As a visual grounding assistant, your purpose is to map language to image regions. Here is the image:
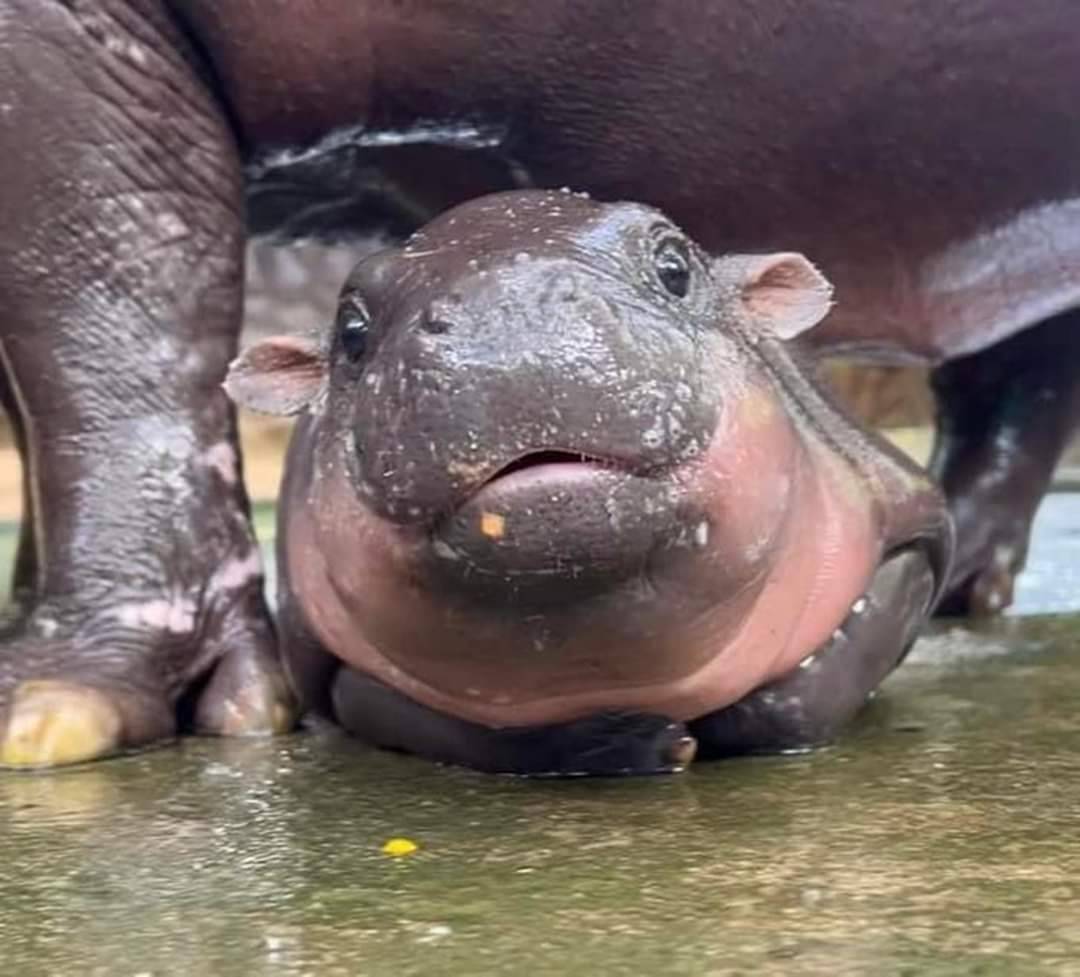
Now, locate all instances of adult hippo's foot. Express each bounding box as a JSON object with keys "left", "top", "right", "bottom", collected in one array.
[
  {"left": 231, "top": 191, "right": 953, "bottom": 775},
  {"left": 929, "top": 309, "right": 1080, "bottom": 617},
  {"left": 0, "top": 594, "right": 293, "bottom": 769},
  {"left": 0, "top": 2, "right": 294, "bottom": 767}
]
